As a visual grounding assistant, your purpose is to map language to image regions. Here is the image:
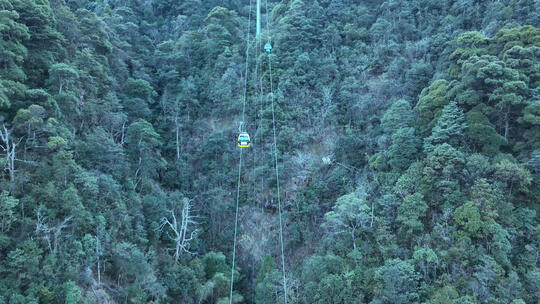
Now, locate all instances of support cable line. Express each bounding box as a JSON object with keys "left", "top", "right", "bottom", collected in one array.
[
  {"left": 256, "top": 26, "right": 266, "bottom": 215},
  {"left": 253, "top": 4, "right": 264, "bottom": 212},
  {"left": 229, "top": 0, "right": 253, "bottom": 302},
  {"left": 264, "top": 0, "right": 288, "bottom": 302}
]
